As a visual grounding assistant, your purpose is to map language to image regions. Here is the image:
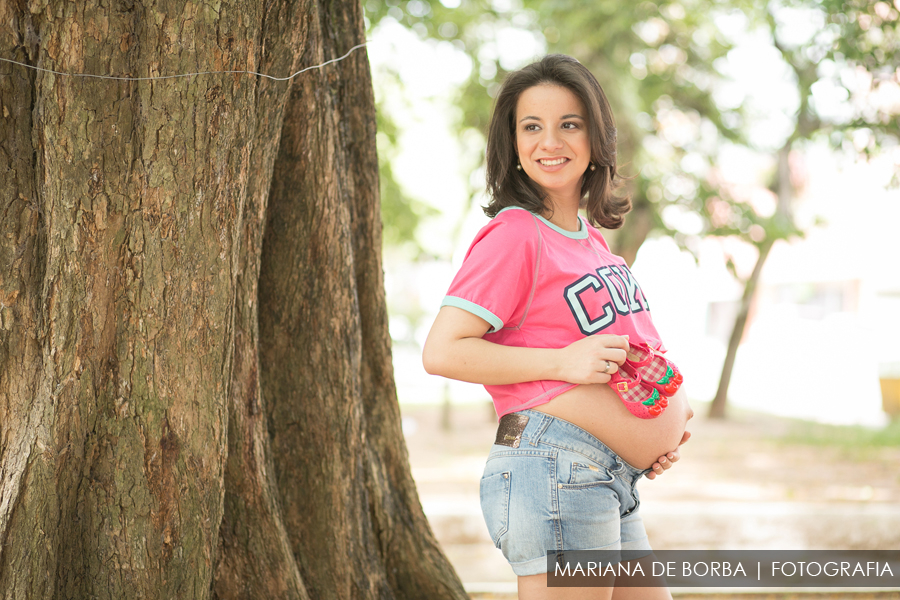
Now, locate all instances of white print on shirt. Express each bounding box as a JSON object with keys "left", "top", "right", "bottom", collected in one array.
[
  {"left": 563, "top": 264, "right": 651, "bottom": 336},
  {"left": 598, "top": 265, "right": 649, "bottom": 315}
]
